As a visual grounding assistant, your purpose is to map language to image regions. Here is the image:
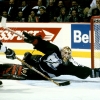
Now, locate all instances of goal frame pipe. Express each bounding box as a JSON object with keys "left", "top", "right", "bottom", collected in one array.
[
  {"left": 90, "top": 16, "right": 100, "bottom": 69},
  {"left": 90, "top": 16, "right": 94, "bottom": 69}
]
